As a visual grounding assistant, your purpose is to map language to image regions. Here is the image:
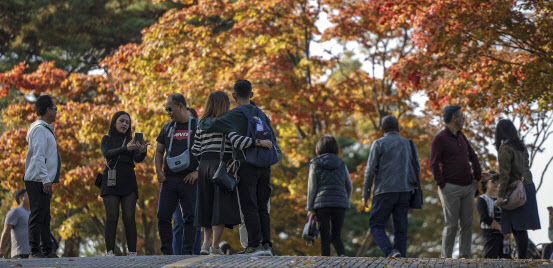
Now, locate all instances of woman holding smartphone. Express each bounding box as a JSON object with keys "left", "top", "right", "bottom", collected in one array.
[{"left": 101, "top": 111, "right": 150, "bottom": 256}]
